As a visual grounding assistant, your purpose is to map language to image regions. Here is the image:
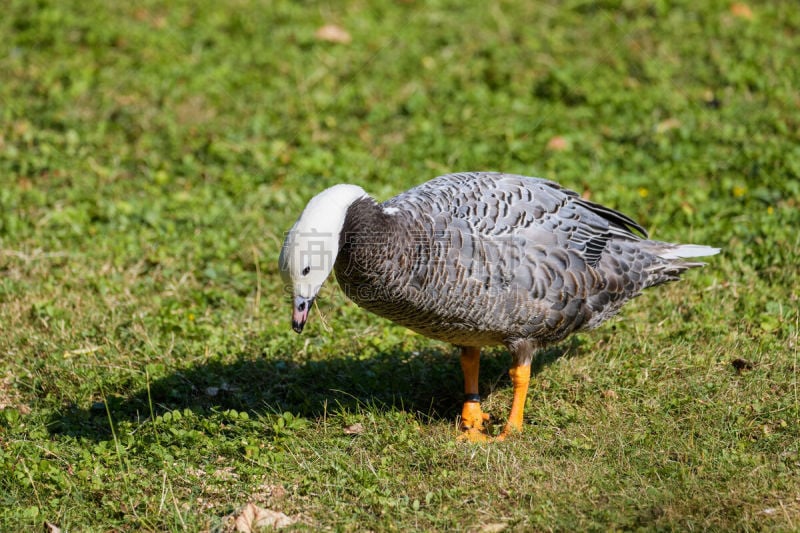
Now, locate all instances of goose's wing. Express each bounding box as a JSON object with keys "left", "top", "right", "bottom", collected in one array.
[
  {"left": 490, "top": 173, "right": 647, "bottom": 267},
  {"left": 371, "top": 172, "right": 648, "bottom": 343},
  {"left": 386, "top": 172, "right": 646, "bottom": 269}
]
